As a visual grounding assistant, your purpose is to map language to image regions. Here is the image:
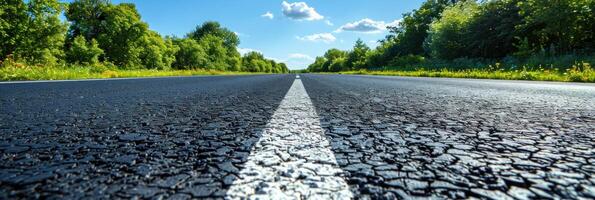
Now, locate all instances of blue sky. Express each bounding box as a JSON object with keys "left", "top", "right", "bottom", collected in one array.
[{"left": 102, "top": 0, "right": 426, "bottom": 69}]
